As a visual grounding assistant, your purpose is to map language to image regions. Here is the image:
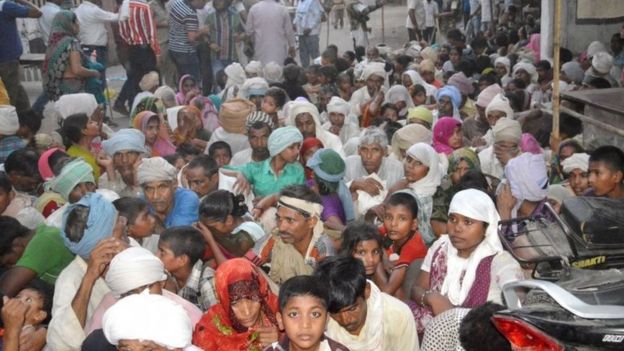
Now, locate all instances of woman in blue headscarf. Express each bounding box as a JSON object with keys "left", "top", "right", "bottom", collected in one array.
[{"left": 435, "top": 85, "right": 462, "bottom": 121}]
